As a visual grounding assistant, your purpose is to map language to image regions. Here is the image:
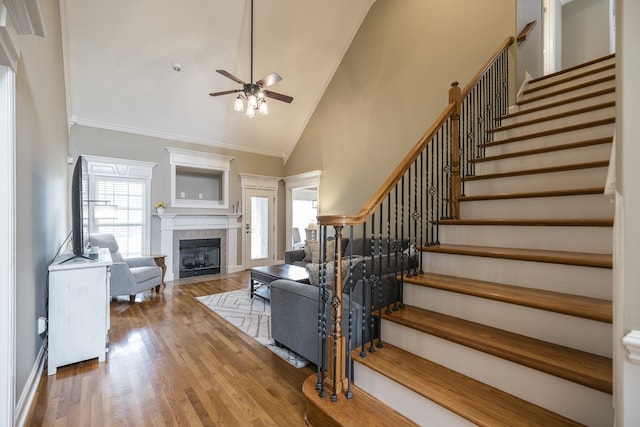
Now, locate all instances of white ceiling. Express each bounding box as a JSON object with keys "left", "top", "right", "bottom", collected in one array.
[{"left": 60, "top": 0, "right": 375, "bottom": 159}]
